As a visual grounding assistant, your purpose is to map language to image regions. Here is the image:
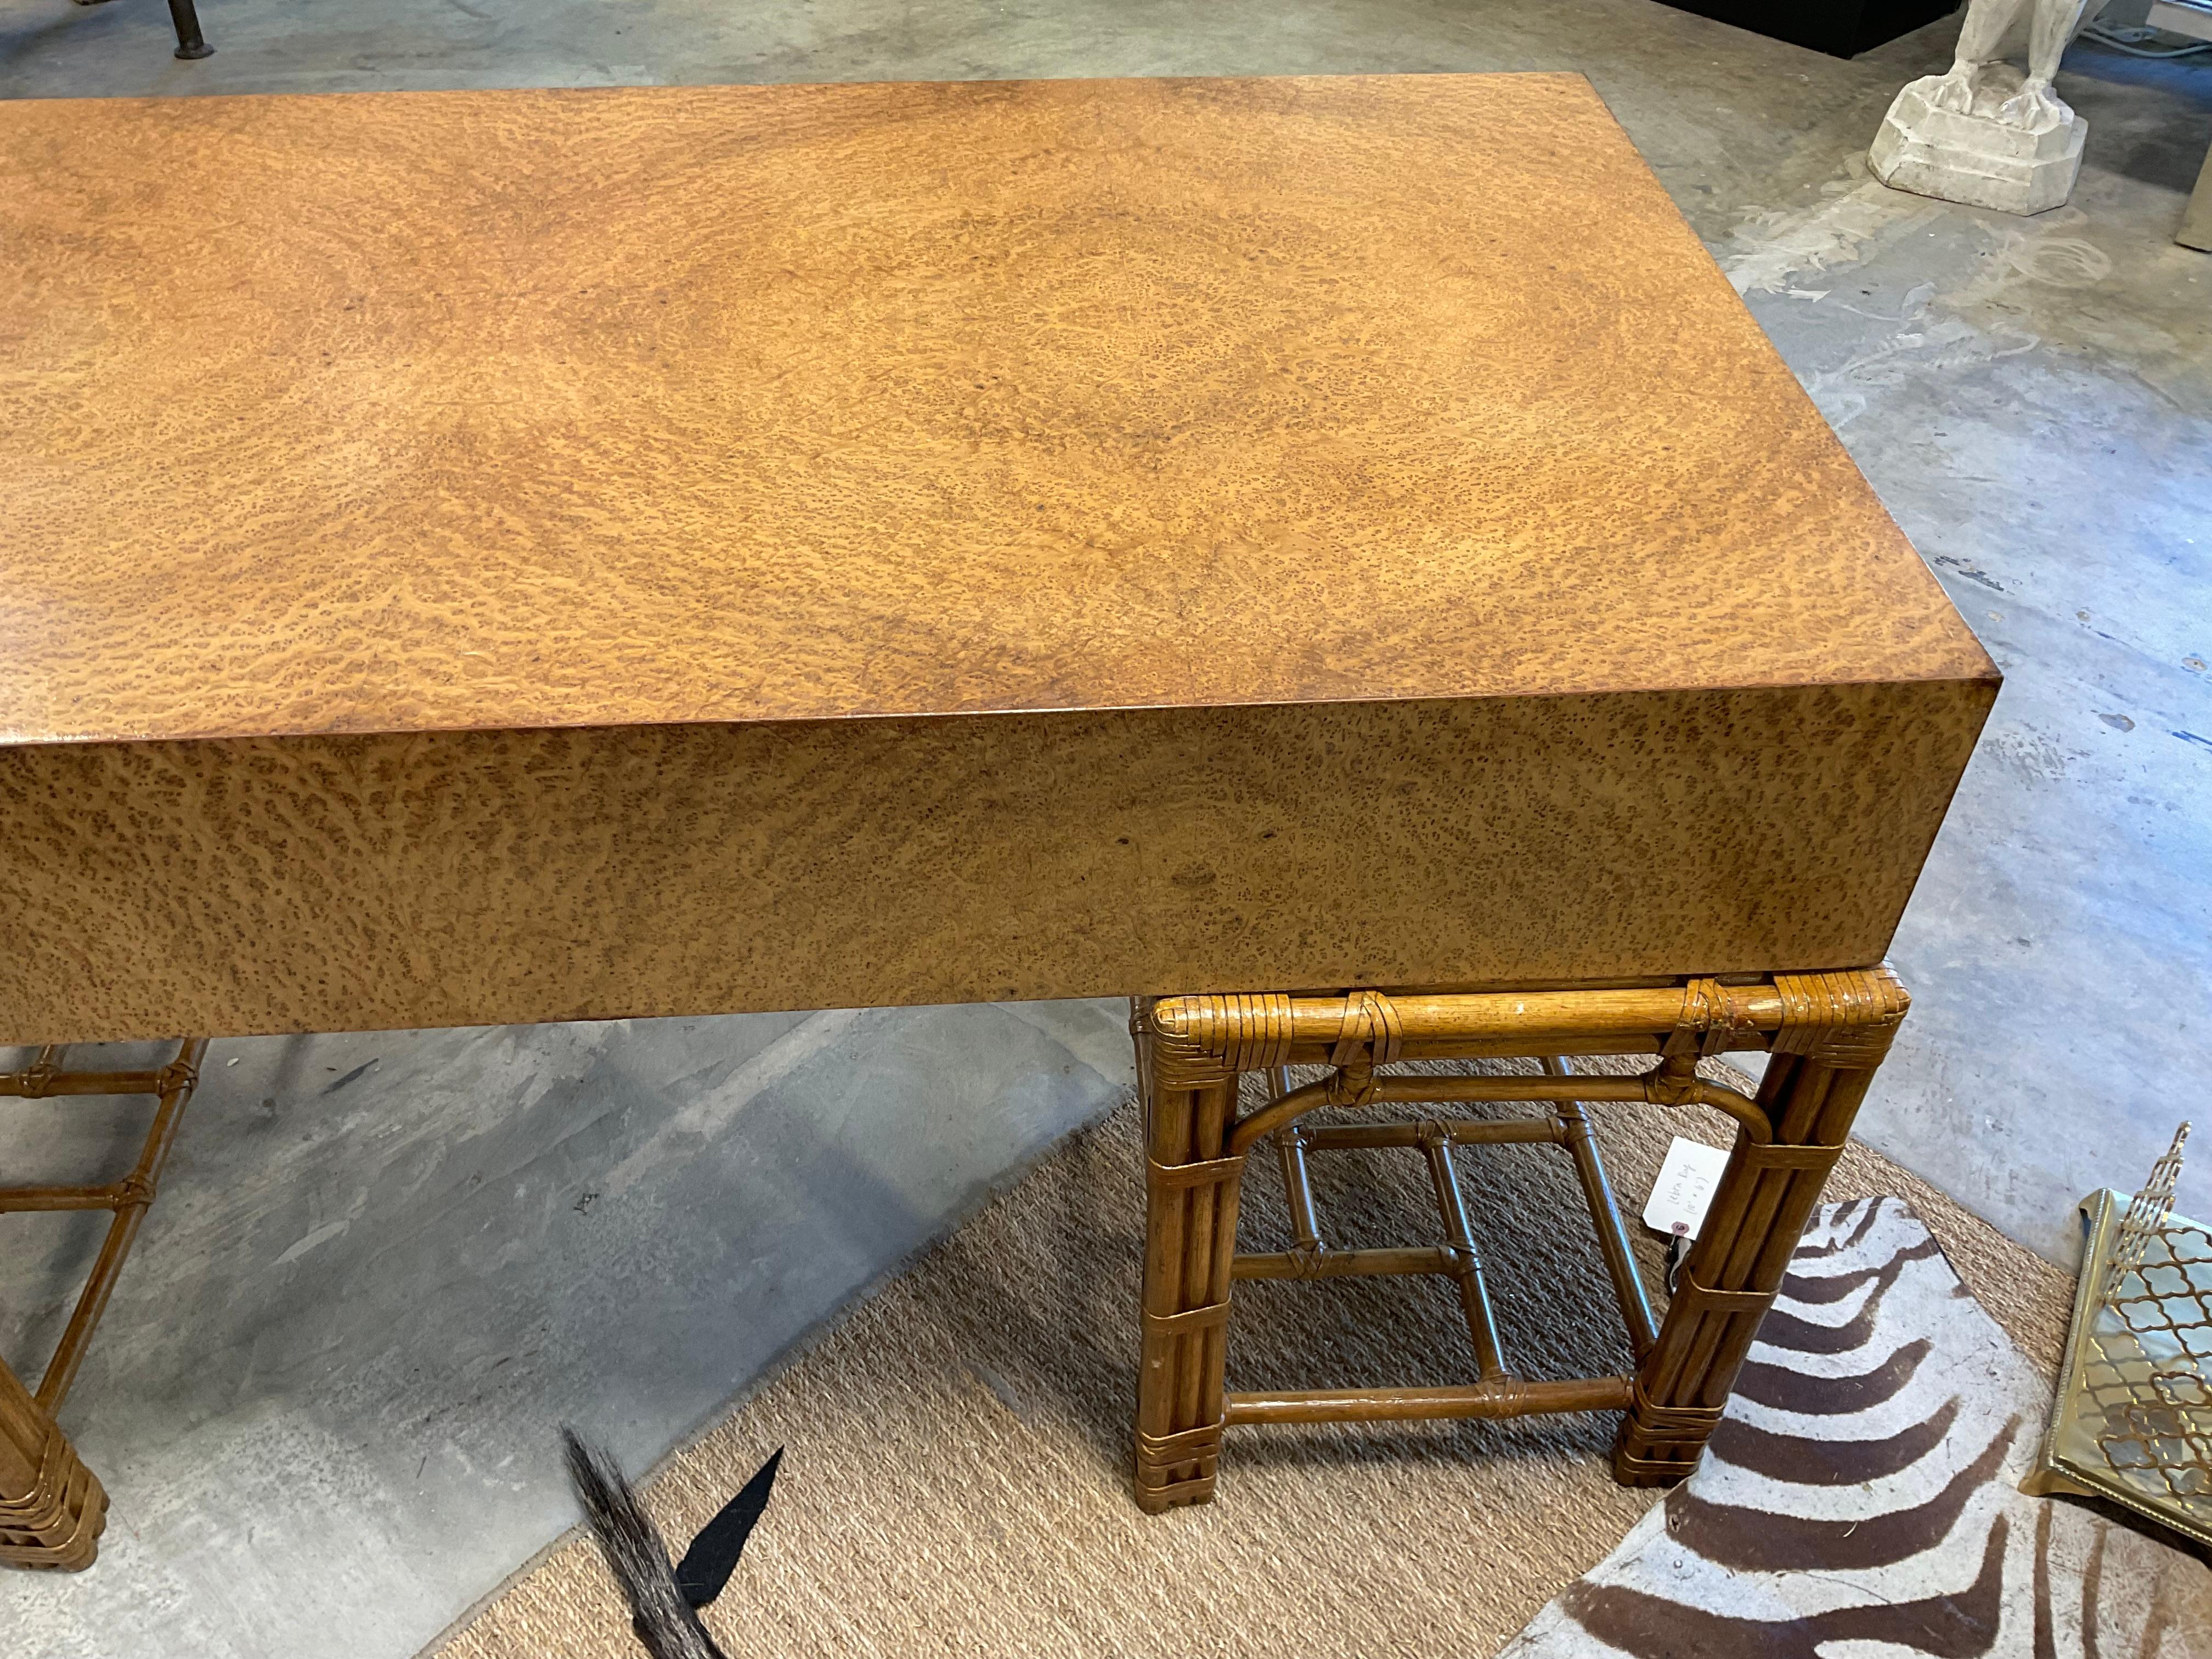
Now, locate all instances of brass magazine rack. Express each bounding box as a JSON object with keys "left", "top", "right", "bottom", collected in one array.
[{"left": 2026, "top": 1124, "right": 2212, "bottom": 1548}]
